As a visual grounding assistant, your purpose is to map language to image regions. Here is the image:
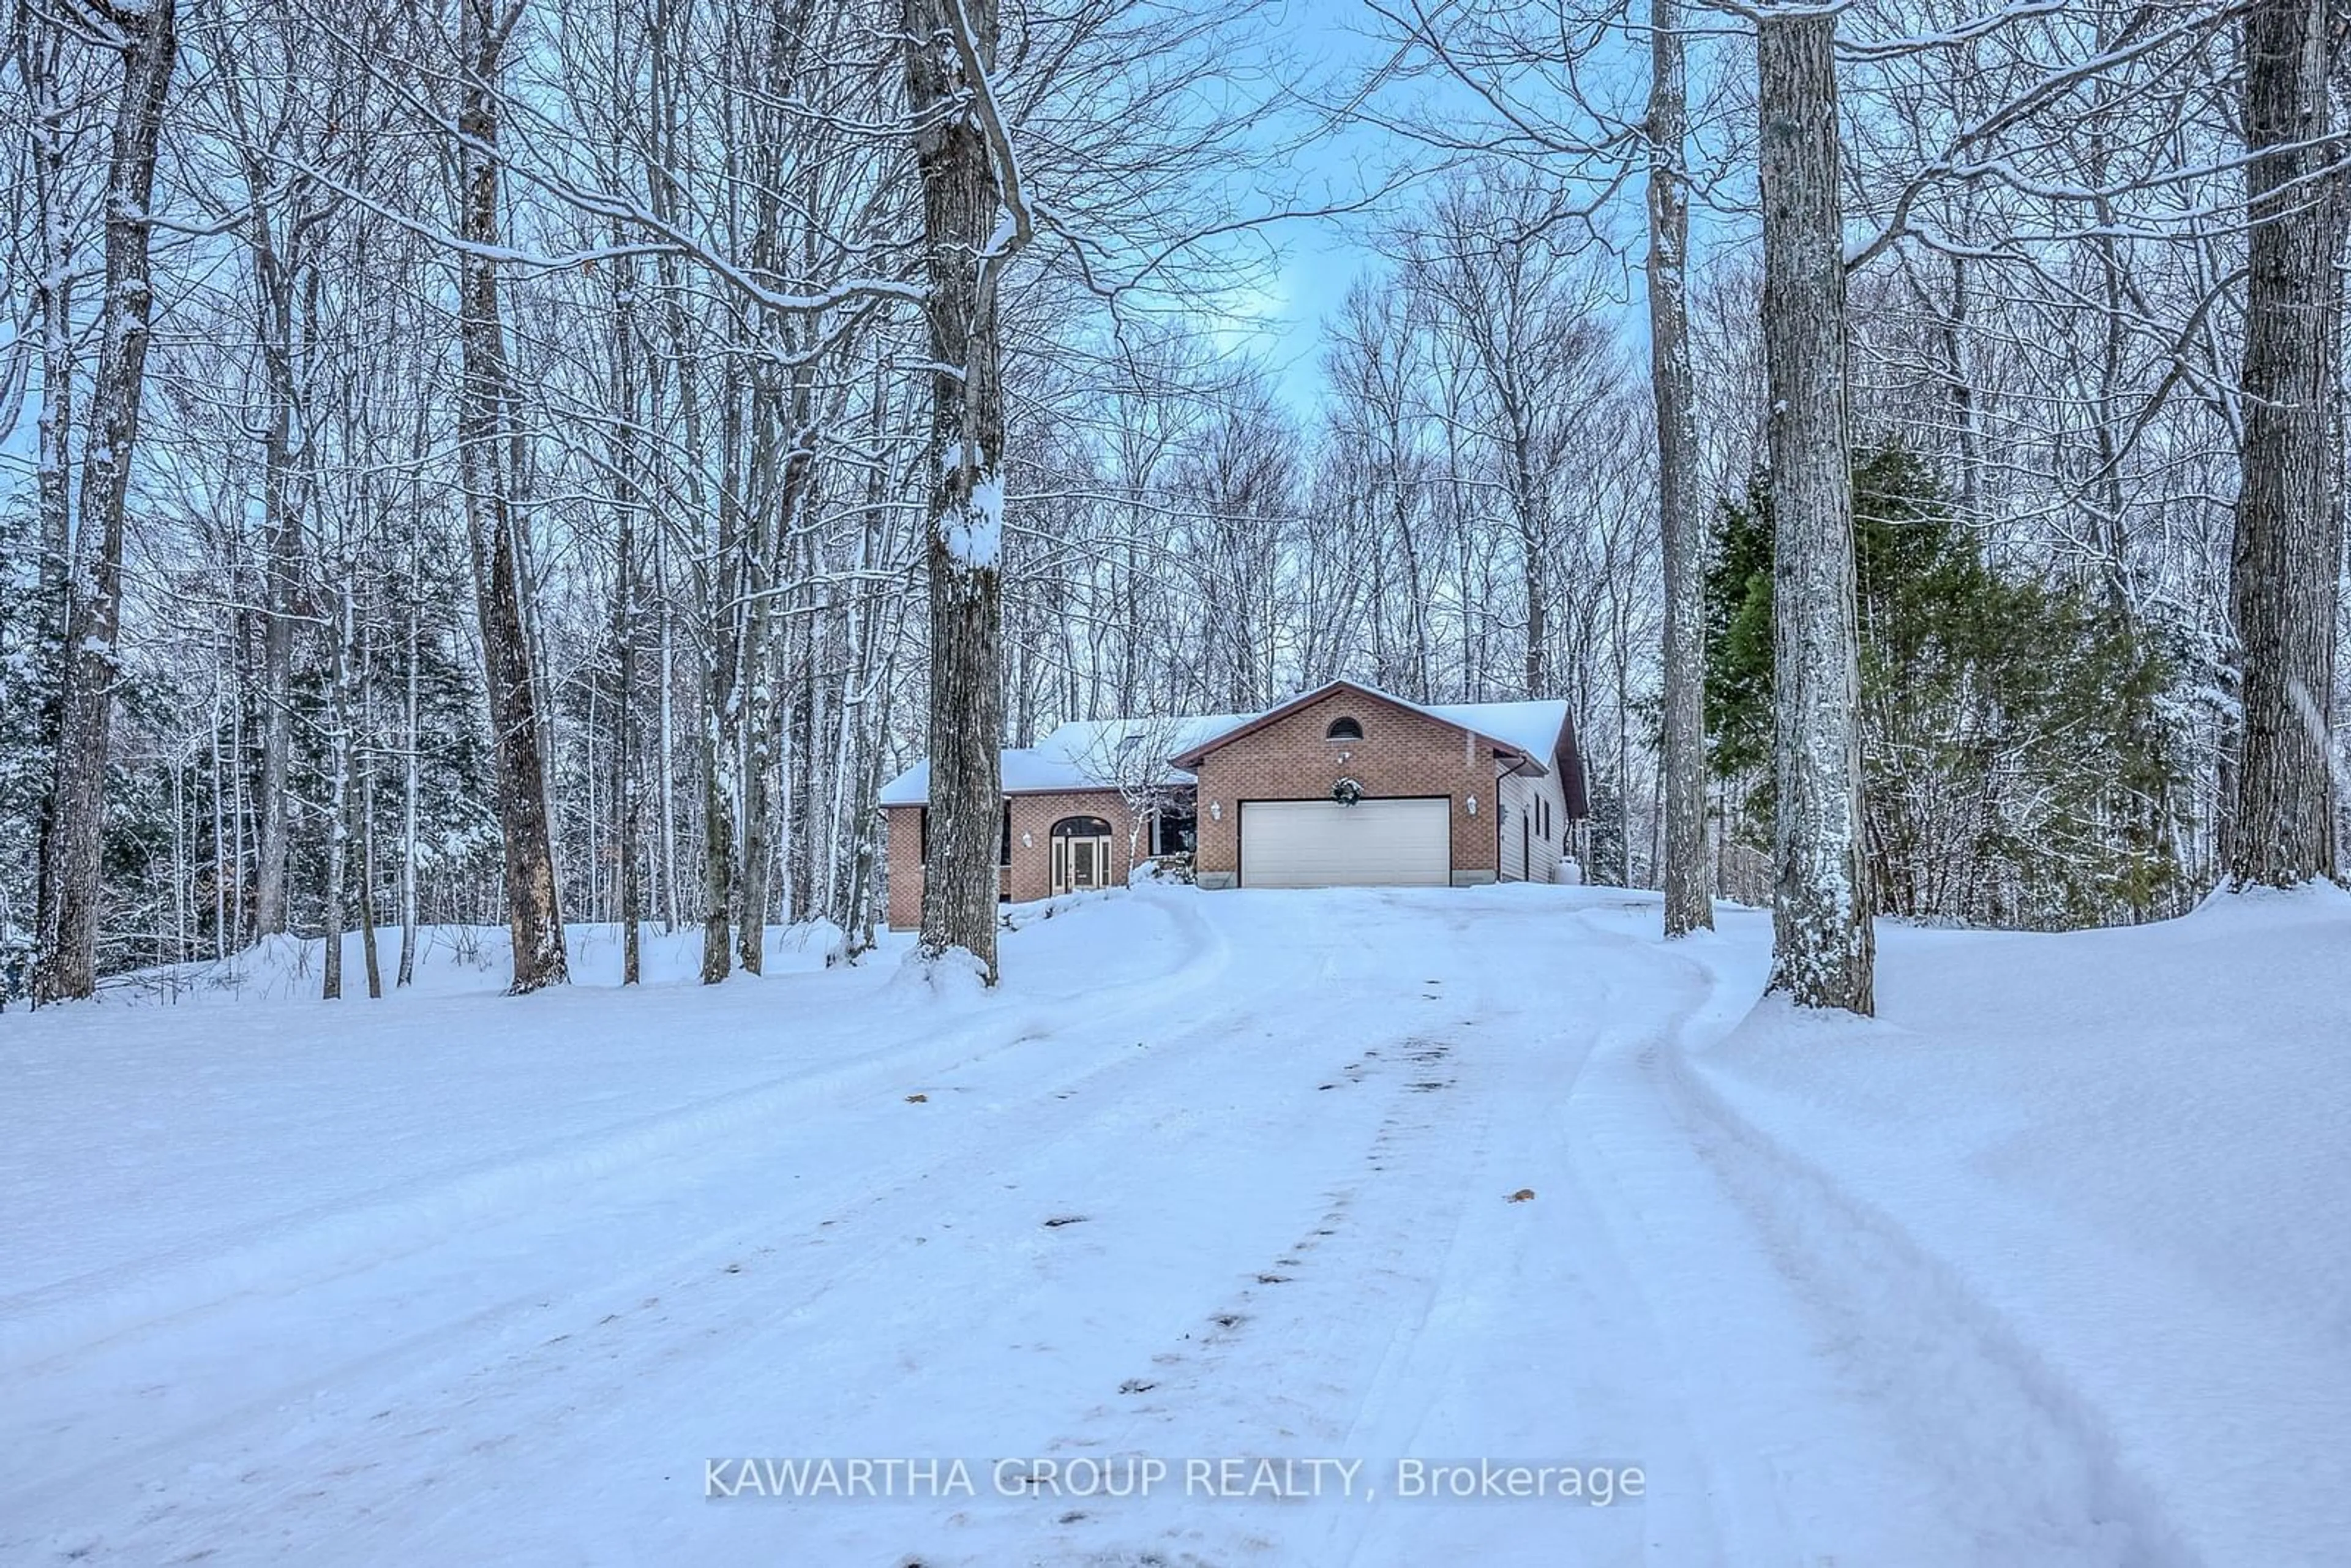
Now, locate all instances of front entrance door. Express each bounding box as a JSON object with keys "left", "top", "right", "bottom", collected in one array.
[{"left": 1050, "top": 816, "right": 1116, "bottom": 895}]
